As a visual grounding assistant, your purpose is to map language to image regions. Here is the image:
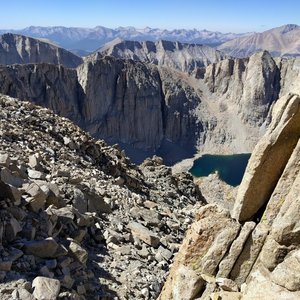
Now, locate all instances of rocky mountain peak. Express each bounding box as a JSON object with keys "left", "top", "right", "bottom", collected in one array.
[
  {"left": 279, "top": 23, "right": 299, "bottom": 34},
  {"left": 218, "top": 23, "right": 300, "bottom": 58},
  {"left": 0, "top": 33, "right": 83, "bottom": 67}
]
